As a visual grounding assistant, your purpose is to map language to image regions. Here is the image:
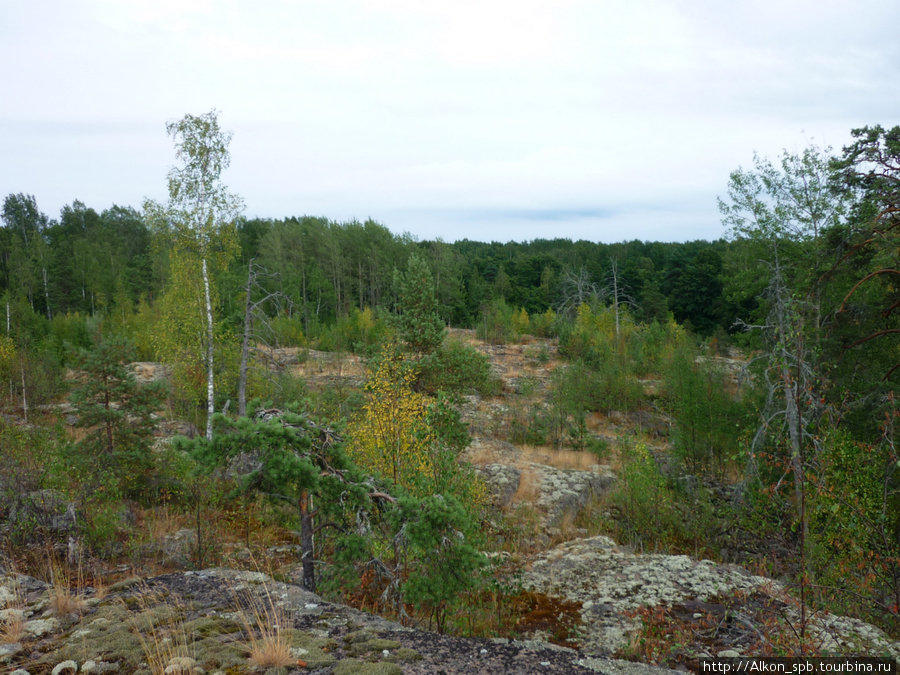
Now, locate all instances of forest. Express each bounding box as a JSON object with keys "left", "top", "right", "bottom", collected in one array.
[{"left": 1, "top": 114, "right": 899, "bottom": 667}]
